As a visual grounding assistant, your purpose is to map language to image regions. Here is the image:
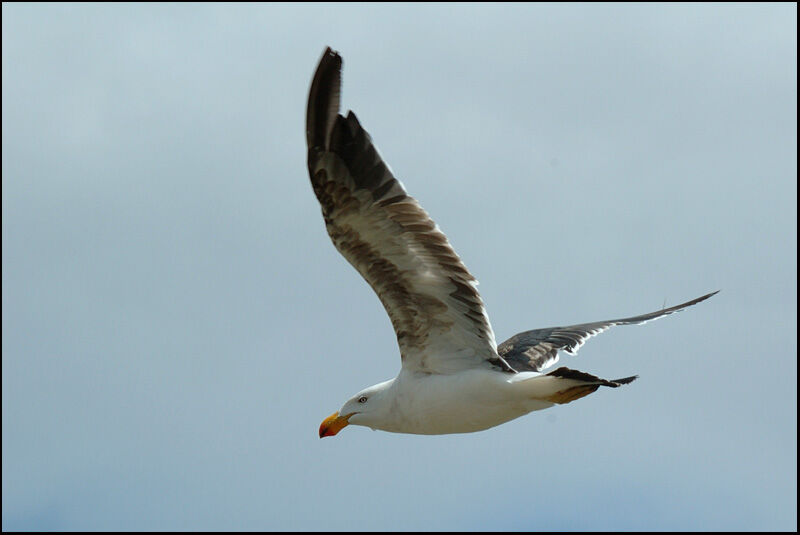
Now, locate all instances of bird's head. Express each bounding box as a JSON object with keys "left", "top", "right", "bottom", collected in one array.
[{"left": 319, "top": 379, "right": 394, "bottom": 438}]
